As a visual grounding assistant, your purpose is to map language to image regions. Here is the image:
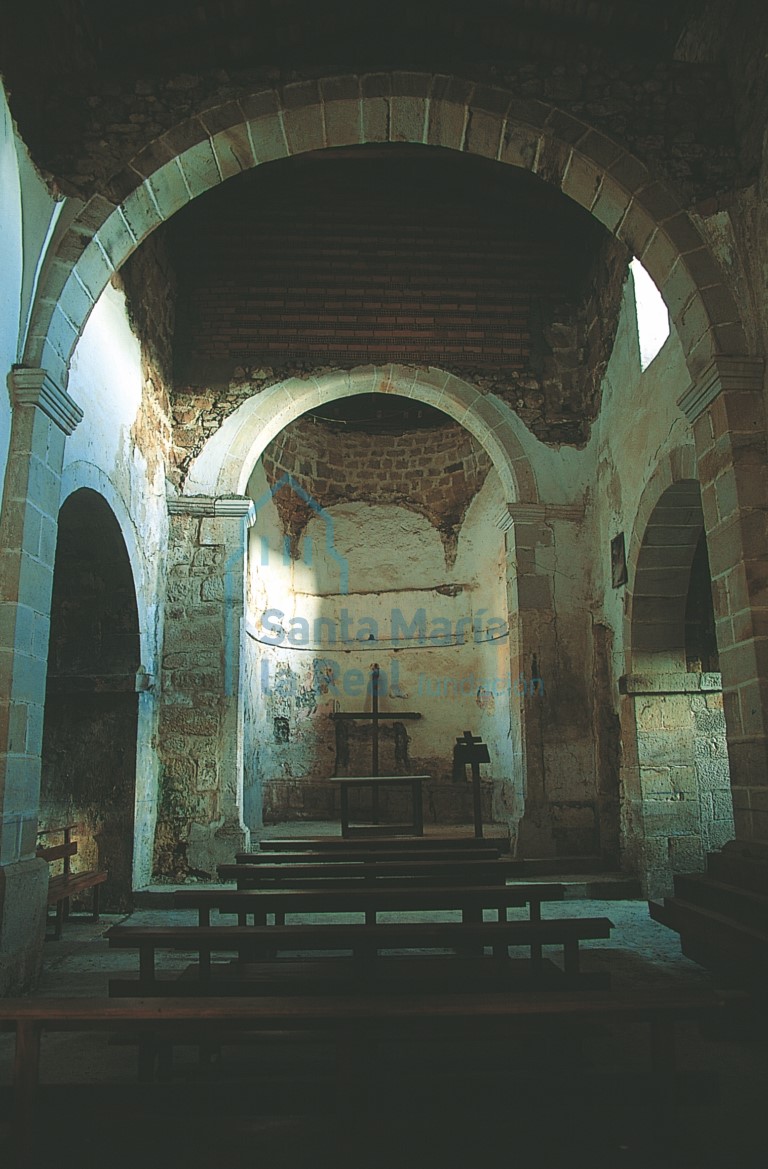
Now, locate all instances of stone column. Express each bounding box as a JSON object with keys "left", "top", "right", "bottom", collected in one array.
[
  {"left": 157, "top": 496, "right": 253, "bottom": 877},
  {"left": 679, "top": 356, "right": 768, "bottom": 853},
  {"left": 0, "top": 368, "right": 82, "bottom": 993}
]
